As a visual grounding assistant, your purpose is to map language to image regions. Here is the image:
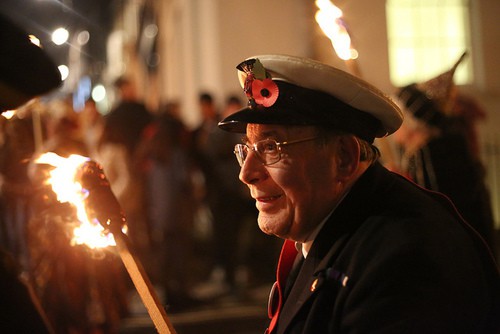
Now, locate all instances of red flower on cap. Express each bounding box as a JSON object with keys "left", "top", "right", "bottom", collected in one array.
[{"left": 251, "top": 78, "right": 279, "bottom": 107}]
